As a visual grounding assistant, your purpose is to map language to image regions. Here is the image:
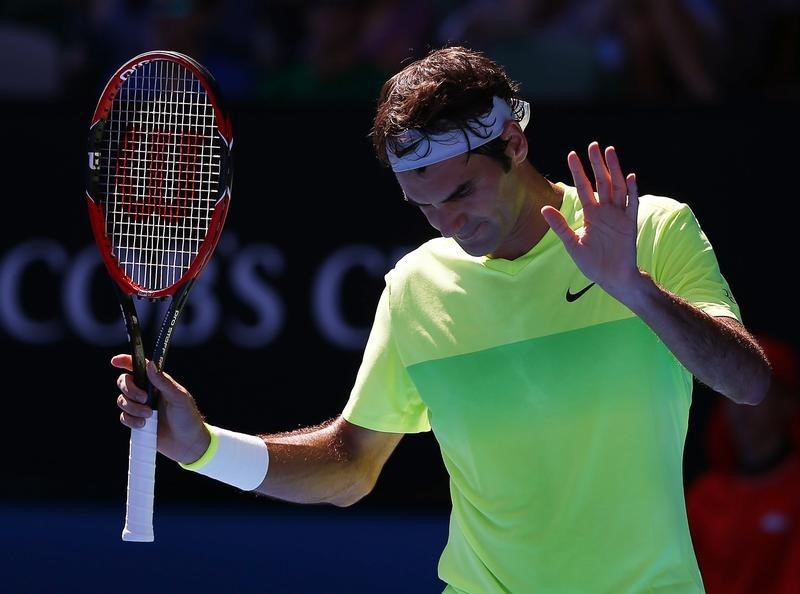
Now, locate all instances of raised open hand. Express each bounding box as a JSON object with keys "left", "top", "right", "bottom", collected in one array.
[{"left": 542, "top": 141, "right": 640, "bottom": 296}]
